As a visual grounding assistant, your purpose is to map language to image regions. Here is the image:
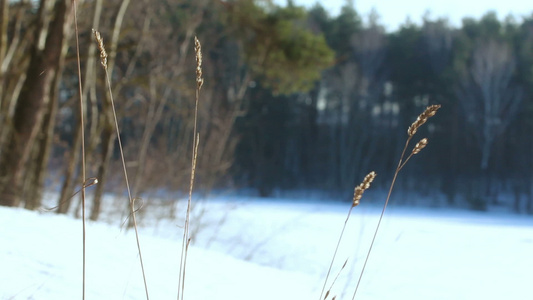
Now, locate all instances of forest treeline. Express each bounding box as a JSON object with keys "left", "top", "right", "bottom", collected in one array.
[{"left": 0, "top": 0, "right": 532, "bottom": 217}]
